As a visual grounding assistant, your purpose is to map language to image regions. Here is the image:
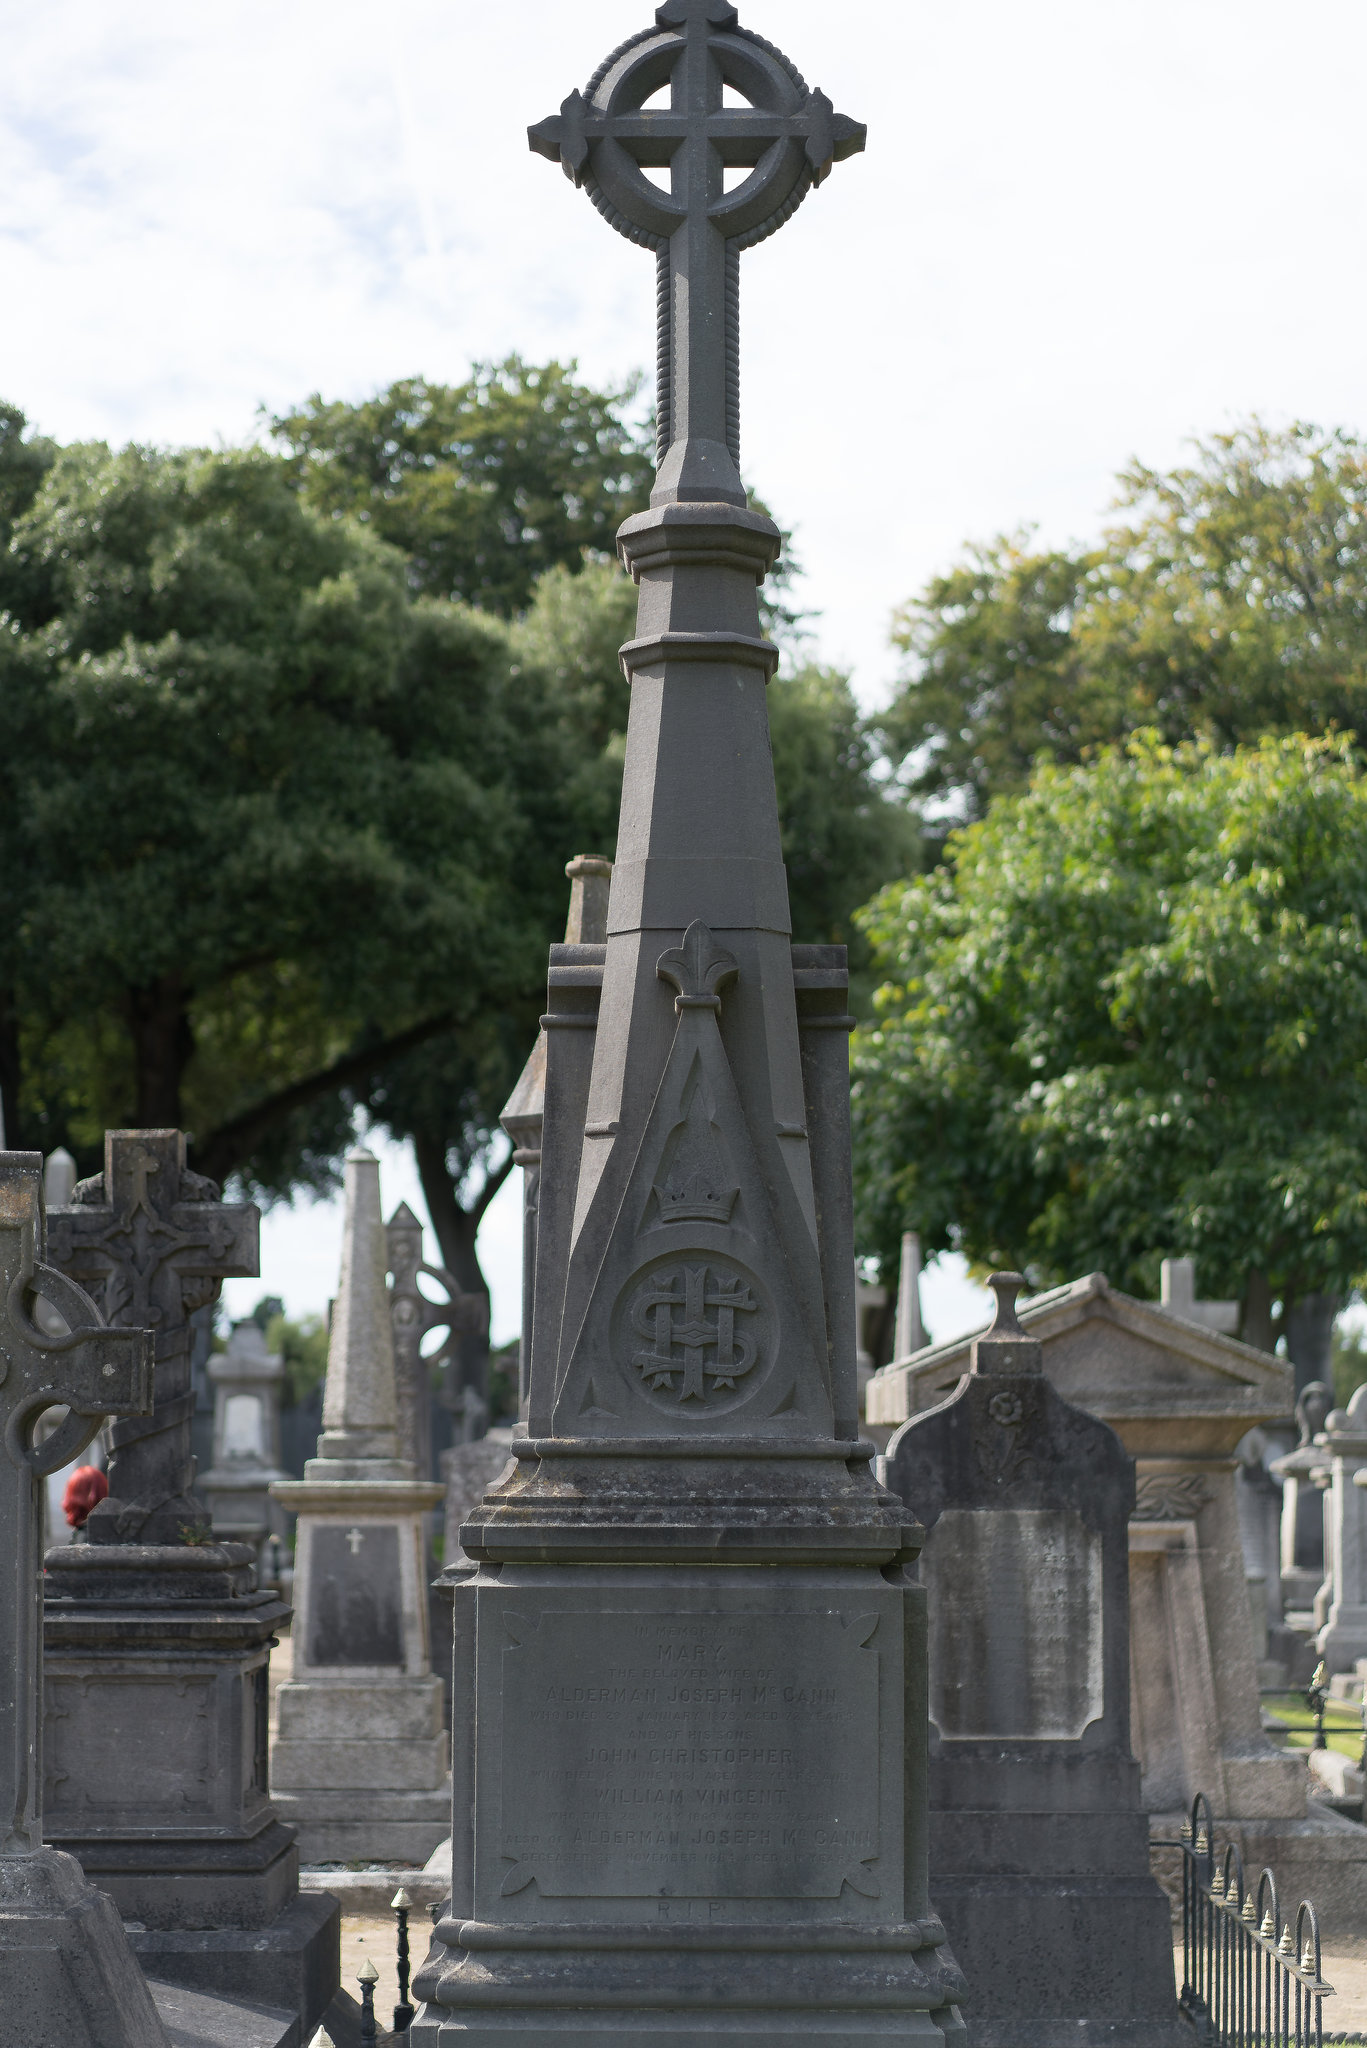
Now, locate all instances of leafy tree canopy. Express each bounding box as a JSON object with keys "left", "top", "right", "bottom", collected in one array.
[
  {"left": 0, "top": 430, "right": 576, "bottom": 1204},
  {"left": 852, "top": 732, "right": 1367, "bottom": 1351},
  {"left": 882, "top": 421, "right": 1367, "bottom": 822},
  {"left": 269, "top": 358, "right": 655, "bottom": 617}
]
